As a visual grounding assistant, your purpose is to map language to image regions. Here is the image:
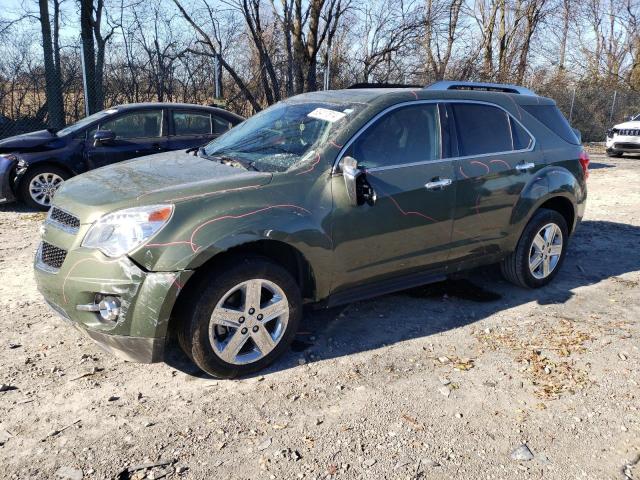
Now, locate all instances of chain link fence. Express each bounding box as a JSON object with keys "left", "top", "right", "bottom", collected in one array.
[{"left": 2, "top": 68, "right": 640, "bottom": 142}]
